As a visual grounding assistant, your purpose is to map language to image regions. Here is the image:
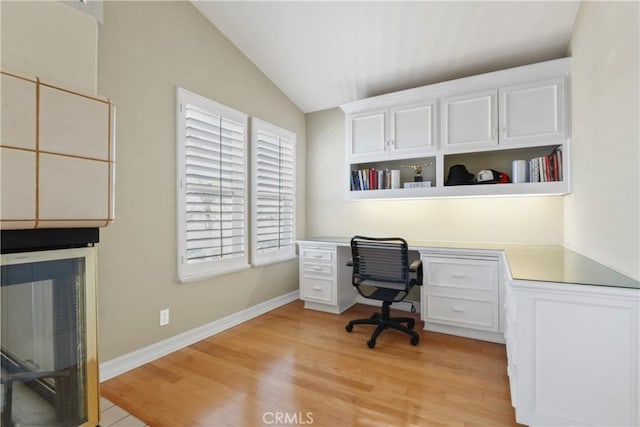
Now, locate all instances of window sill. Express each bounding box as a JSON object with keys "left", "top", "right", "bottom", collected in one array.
[
  {"left": 252, "top": 255, "right": 298, "bottom": 268},
  {"left": 178, "top": 263, "right": 251, "bottom": 283}
]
